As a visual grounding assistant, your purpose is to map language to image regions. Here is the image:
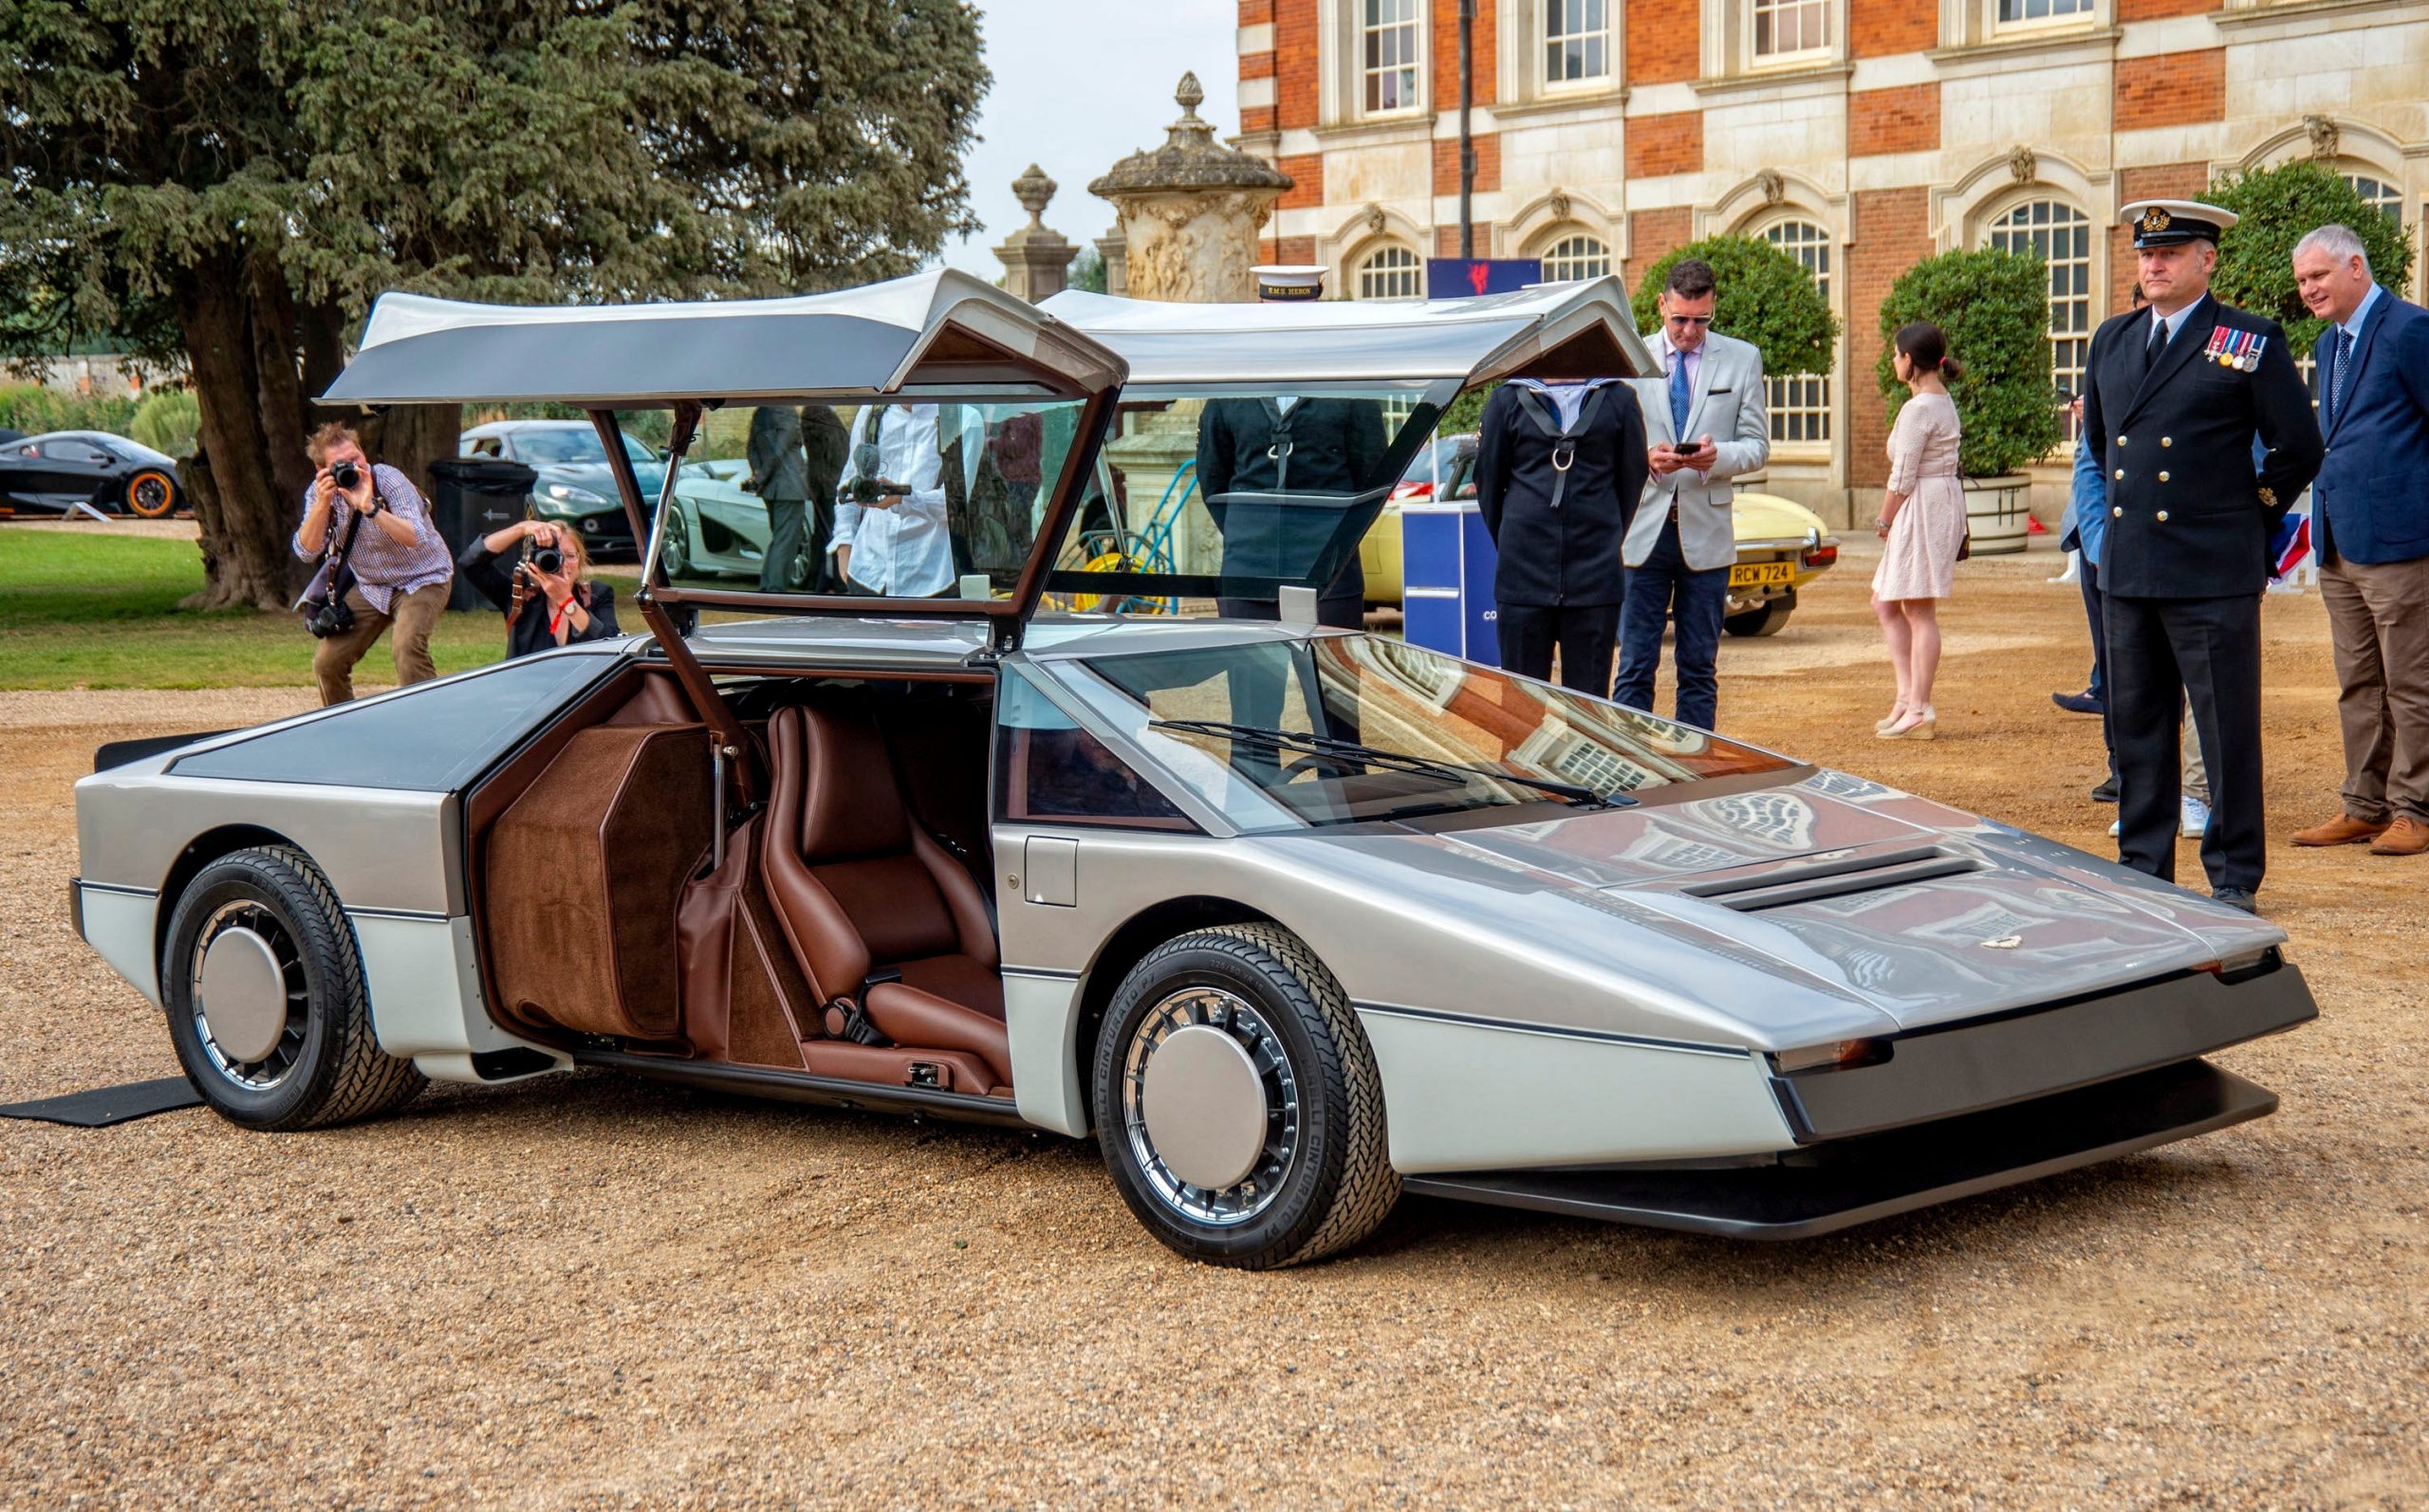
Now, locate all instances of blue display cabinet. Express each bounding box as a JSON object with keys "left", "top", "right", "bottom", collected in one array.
[{"left": 1399, "top": 499, "right": 1500, "bottom": 664}]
